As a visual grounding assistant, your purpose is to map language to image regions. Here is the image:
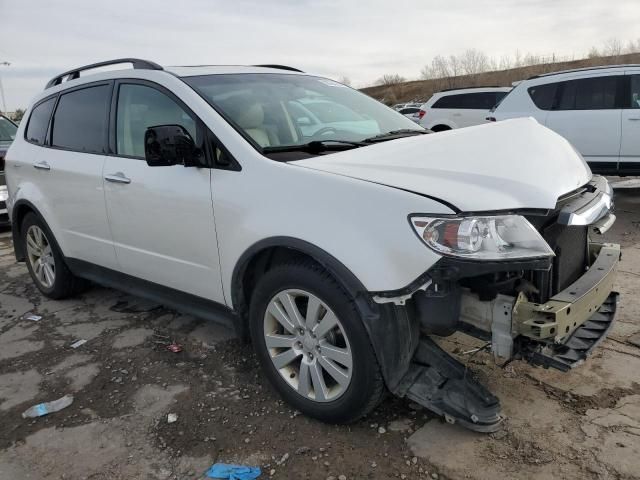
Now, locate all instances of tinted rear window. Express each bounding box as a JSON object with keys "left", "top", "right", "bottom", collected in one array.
[
  {"left": 527, "top": 83, "right": 557, "bottom": 110},
  {"left": 51, "top": 85, "right": 110, "bottom": 154},
  {"left": 432, "top": 92, "right": 500, "bottom": 109},
  {"left": 25, "top": 98, "right": 56, "bottom": 145}
]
